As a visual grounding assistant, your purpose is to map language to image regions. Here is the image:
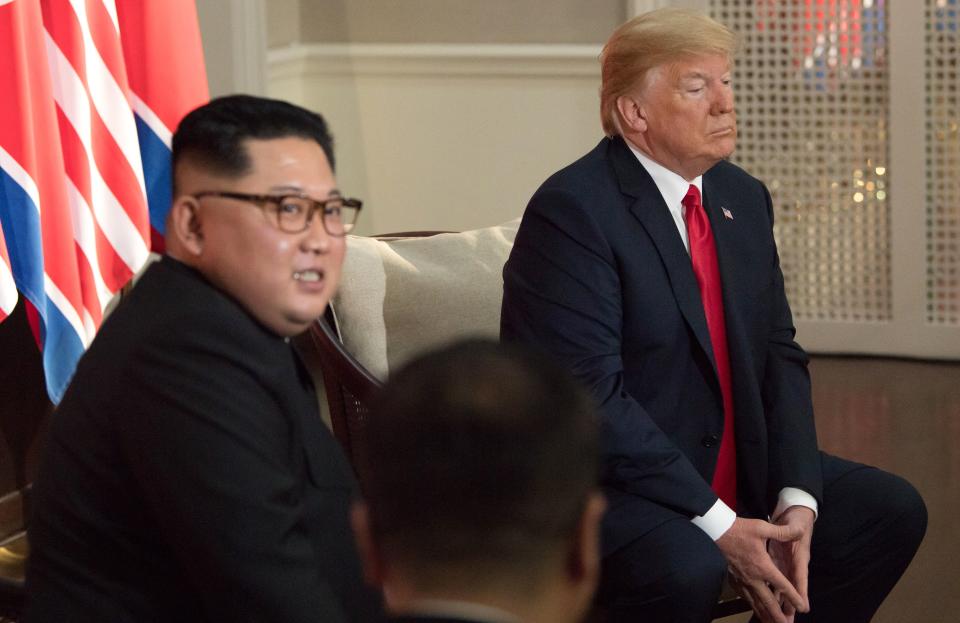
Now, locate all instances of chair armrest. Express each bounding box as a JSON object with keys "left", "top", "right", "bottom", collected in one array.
[{"left": 304, "top": 308, "right": 382, "bottom": 477}]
